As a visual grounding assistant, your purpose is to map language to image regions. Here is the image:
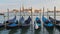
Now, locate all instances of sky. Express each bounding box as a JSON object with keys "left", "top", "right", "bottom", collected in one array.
[{"left": 0, "top": 0, "right": 60, "bottom": 13}]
